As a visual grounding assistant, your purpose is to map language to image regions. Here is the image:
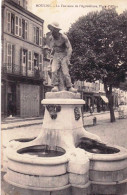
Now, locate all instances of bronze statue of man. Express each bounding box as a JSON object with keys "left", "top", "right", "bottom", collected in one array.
[{"left": 46, "top": 22, "right": 77, "bottom": 93}]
